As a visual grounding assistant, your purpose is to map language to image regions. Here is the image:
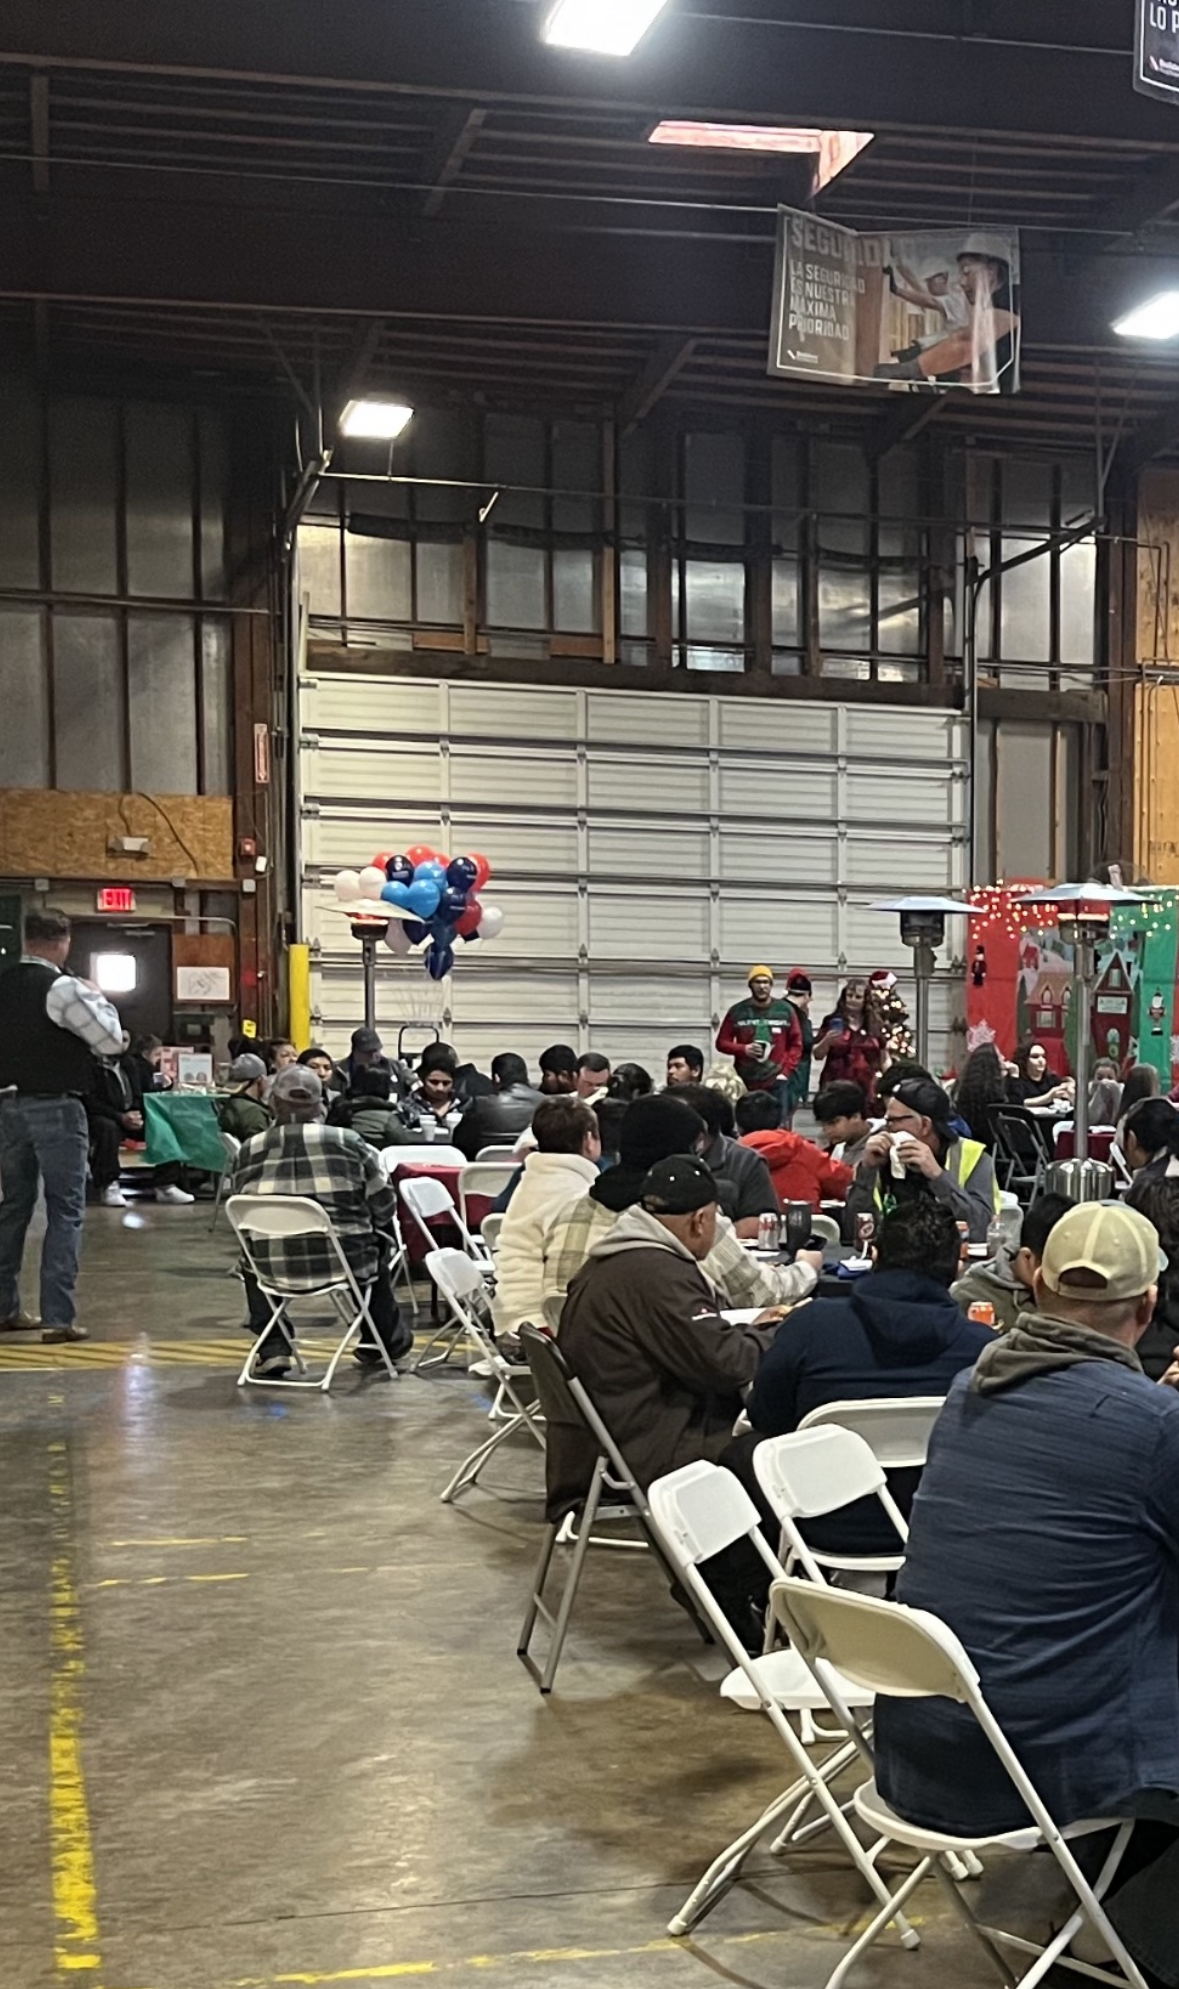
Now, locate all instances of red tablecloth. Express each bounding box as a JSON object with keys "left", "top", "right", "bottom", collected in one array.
[
  {"left": 1053, "top": 1126, "right": 1115, "bottom": 1164},
  {"left": 392, "top": 1162, "right": 495, "bottom": 1264}
]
